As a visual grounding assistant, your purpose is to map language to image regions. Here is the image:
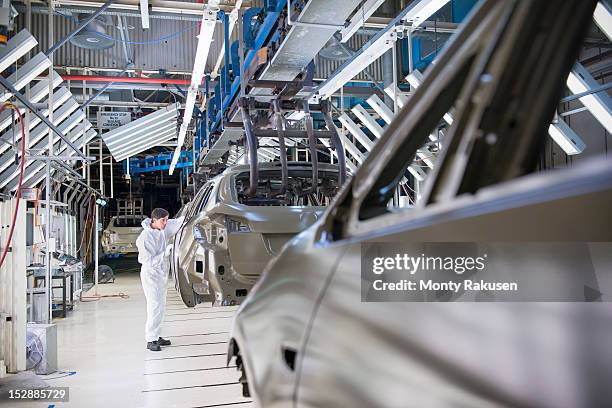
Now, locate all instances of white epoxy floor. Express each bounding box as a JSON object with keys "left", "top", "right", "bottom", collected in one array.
[{"left": 4, "top": 273, "right": 253, "bottom": 408}]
